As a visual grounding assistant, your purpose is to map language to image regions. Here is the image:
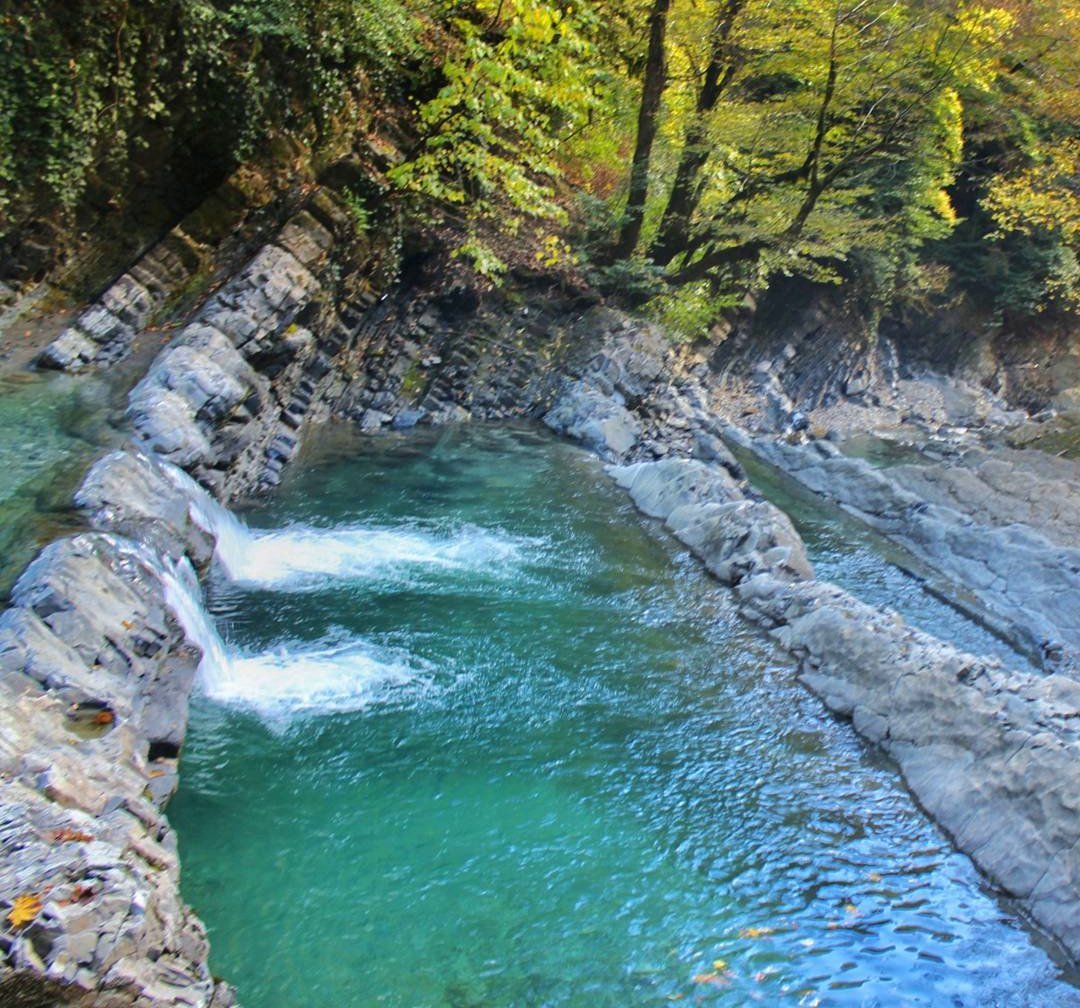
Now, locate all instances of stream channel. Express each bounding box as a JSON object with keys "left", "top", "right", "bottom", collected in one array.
[{"left": 164, "top": 422, "right": 1079, "bottom": 1007}]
